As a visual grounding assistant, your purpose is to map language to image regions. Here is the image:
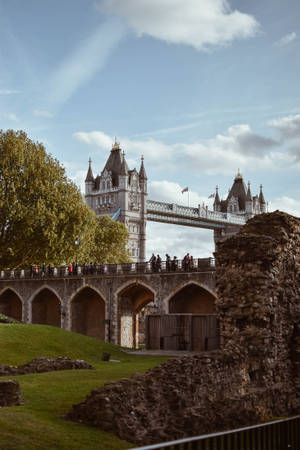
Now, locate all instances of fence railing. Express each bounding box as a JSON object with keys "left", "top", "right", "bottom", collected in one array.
[
  {"left": 0, "top": 257, "right": 215, "bottom": 280},
  {"left": 132, "top": 415, "right": 300, "bottom": 450}
]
